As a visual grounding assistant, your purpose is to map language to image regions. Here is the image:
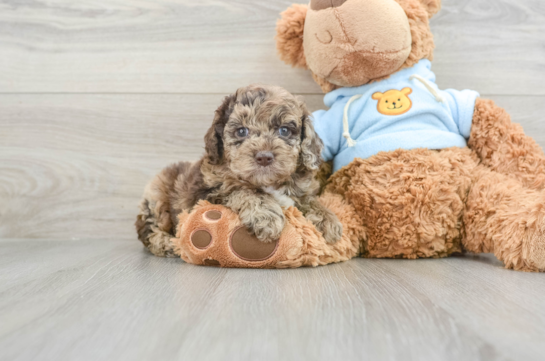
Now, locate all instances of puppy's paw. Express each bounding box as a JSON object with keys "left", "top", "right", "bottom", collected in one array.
[
  {"left": 305, "top": 206, "right": 343, "bottom": 244},
  {"left": 318, "top": 213, "right": 343, "bottom": 244},
  {"left": 241, "top": 207, "right": 285, "bottom": 243},
  {"left": 307, "top": 211, "right": 343, "bottom": 244}
]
